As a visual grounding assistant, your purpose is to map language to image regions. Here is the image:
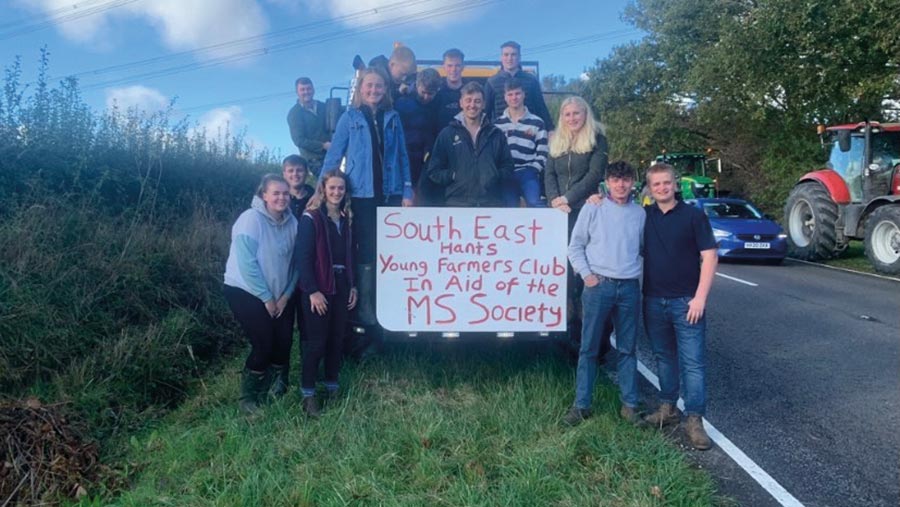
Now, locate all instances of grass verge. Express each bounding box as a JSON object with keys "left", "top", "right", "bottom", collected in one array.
[{"left": 96, "top": 342, "right": 726, "bottom": 507}]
